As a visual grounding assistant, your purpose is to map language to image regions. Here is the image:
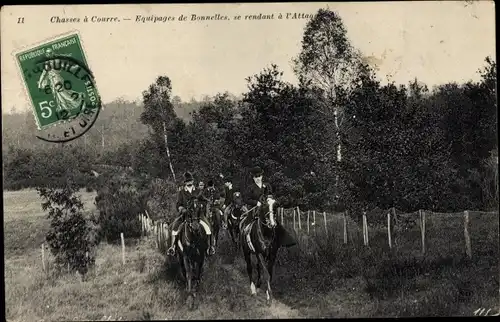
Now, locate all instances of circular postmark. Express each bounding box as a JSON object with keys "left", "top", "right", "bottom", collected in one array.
[{"left": 31, "top": 51, "right": 102, "bottom": 143}]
